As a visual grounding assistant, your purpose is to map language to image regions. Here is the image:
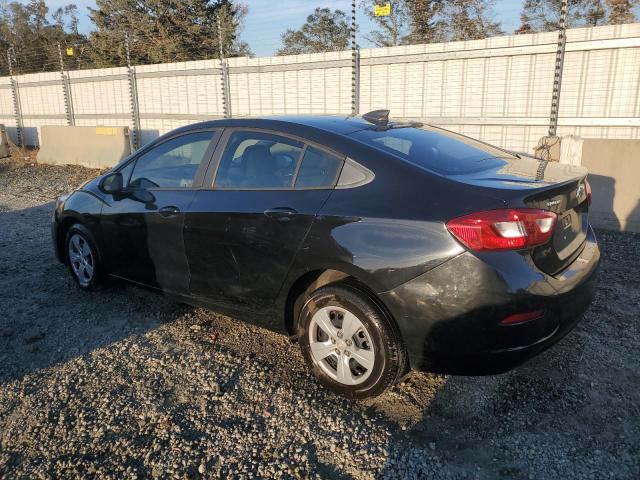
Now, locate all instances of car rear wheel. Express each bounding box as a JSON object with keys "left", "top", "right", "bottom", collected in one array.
[
  {"left": 299, "top": 283, "right": 406, "bottom": 399},
  {"left": 65, "top": 224, "right": 105, "bottom": 291}
]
